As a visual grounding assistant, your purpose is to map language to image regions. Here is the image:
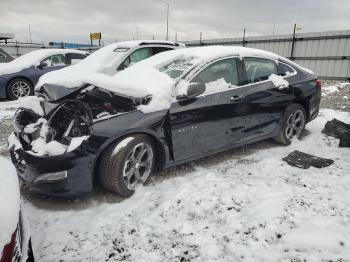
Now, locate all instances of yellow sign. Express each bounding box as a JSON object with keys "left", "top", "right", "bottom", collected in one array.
[
  {"left": 296, "top": 26, "right": 302, "bottom": 31},
  {"left": 90, "top": 32, "right": 101, "bottom": 40}
]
